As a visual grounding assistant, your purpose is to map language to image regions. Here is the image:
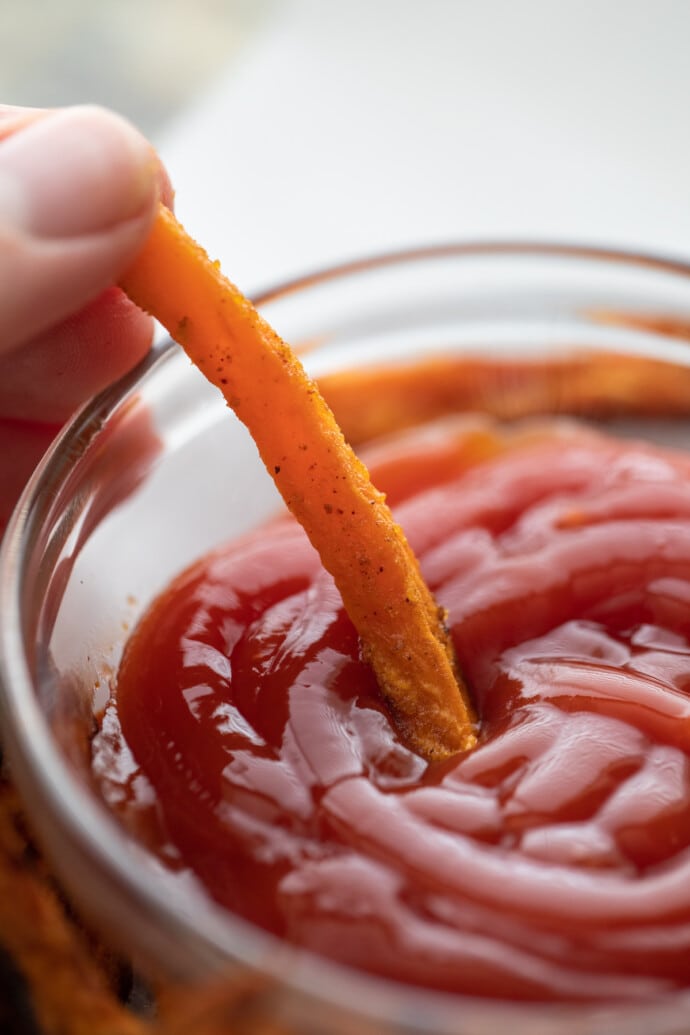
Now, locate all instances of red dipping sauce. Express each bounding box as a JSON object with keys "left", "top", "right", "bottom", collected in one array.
[{"left": 93, "top": 417, "right": 690, "bottom": 1004}]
